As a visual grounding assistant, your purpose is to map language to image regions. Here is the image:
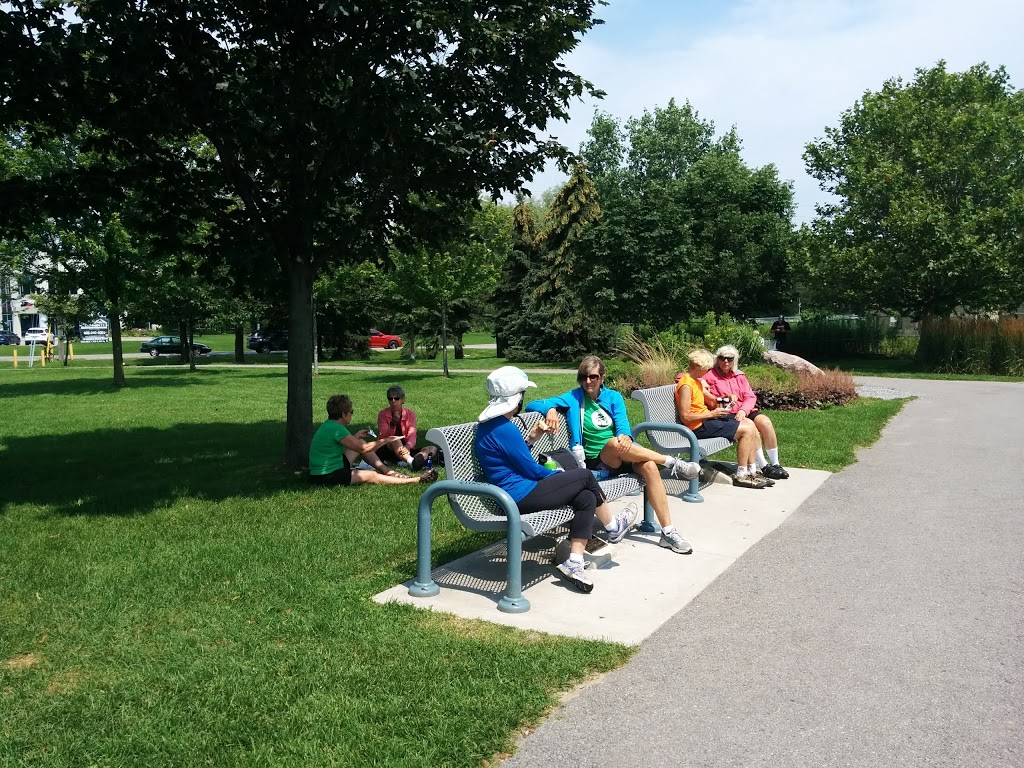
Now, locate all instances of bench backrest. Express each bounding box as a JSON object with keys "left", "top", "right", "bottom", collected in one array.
[
  {"left": 631, "top": 384, "right": 731, "bottom": 457},
  {"left": 426, "top": 411, "right": 571, "bottom": 526}
]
